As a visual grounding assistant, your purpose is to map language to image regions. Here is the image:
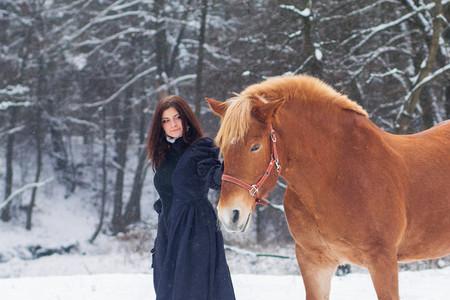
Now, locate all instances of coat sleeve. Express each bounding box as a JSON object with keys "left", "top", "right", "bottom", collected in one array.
[
  {"left": 208, "top": 161, "right": 223, "bottom": 190},
  {"left": 197, "top": 157, "right": 223, "bottom": 190},
  {"left": 195, "top": 138, "right": 224, "bottom": 191}
]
